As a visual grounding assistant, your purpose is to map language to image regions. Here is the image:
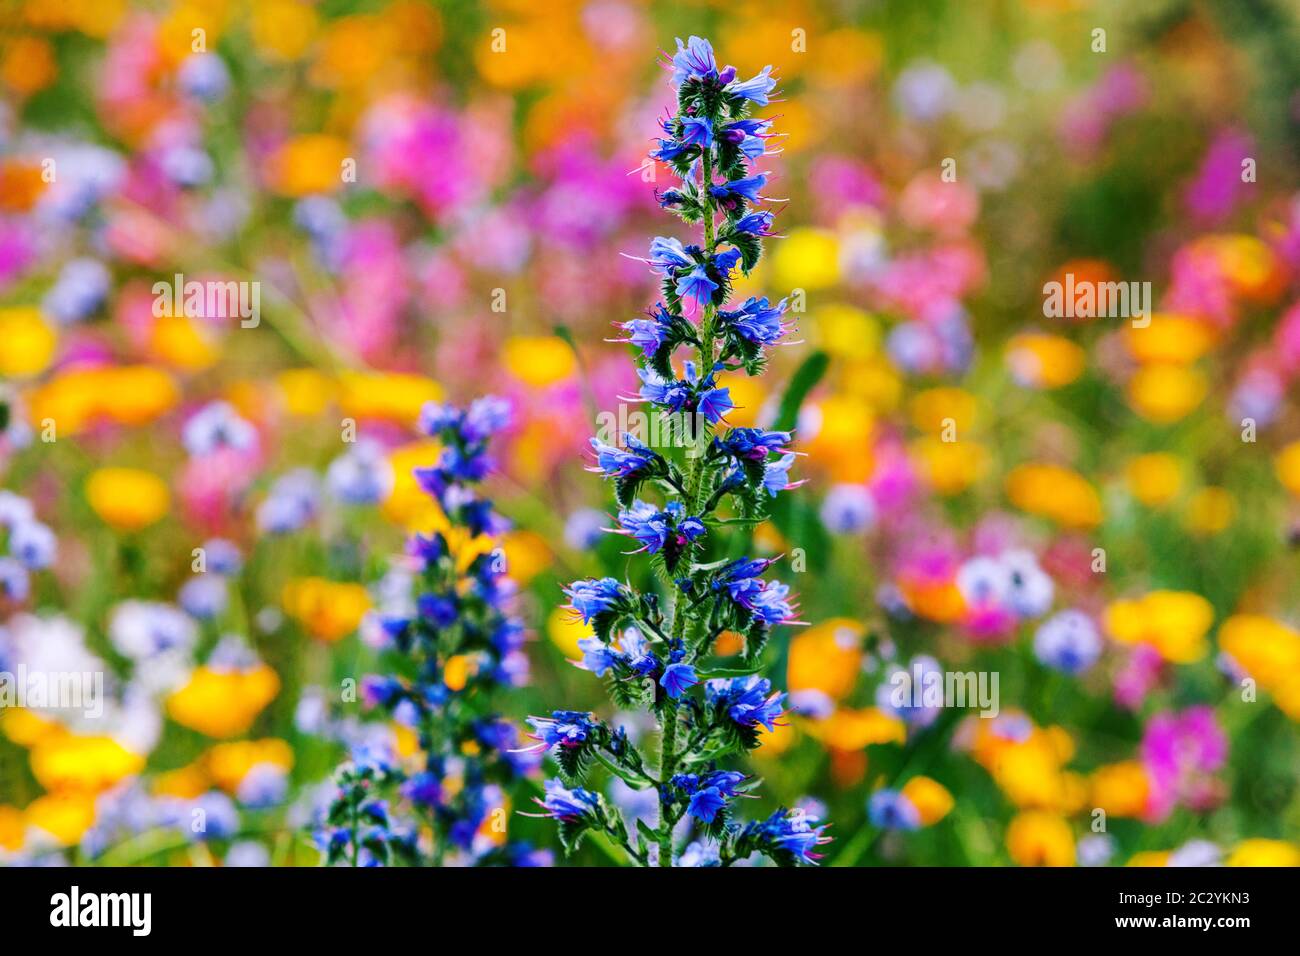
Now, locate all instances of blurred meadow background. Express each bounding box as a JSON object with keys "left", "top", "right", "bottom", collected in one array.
[{"left": 2, "top": 0, "right": 1300, "bottom": 866}]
